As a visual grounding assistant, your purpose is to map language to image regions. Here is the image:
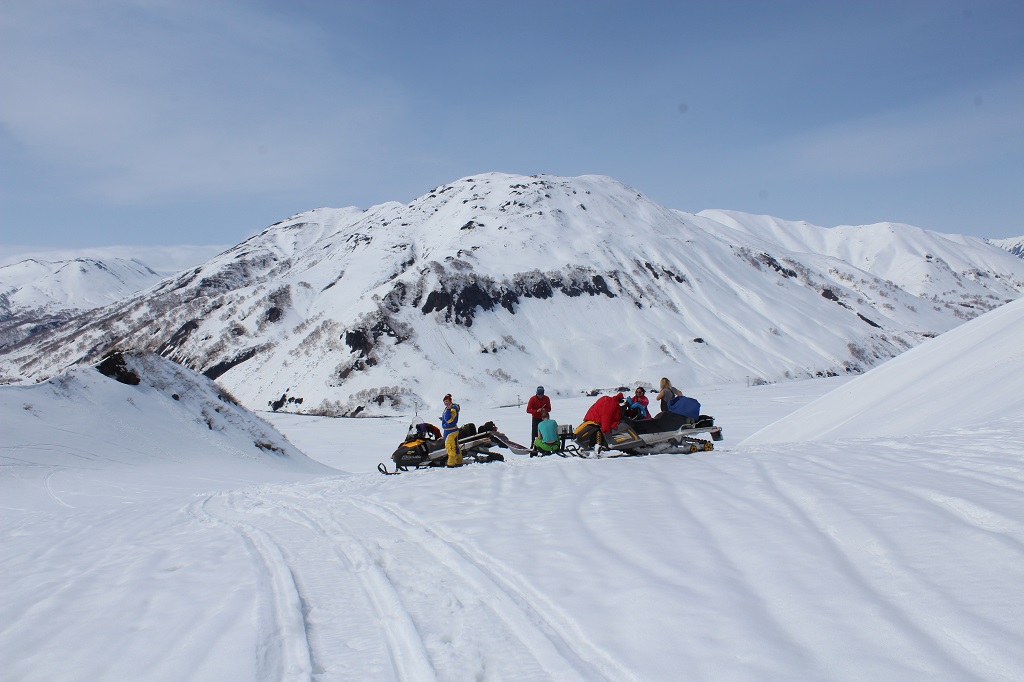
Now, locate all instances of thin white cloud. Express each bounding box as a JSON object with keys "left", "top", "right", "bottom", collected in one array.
[
  {"left": 0, "top": 0, "right": 403, "bottom": 203},
  {"left": 776, "top": 72, "right": 1024, "bottom": 176}
]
